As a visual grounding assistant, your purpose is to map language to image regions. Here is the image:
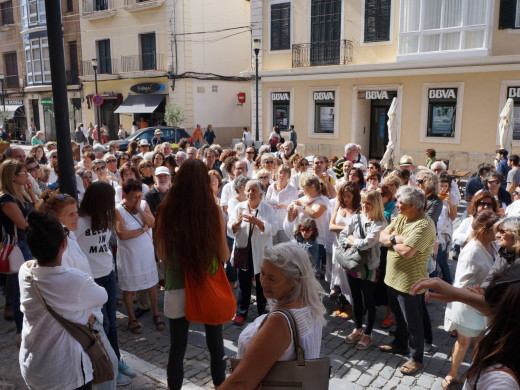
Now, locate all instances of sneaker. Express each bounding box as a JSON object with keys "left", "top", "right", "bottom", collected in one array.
[
  {"left": 233, "top": 315, "right": 245, "bottom": 326},
  {"left": 116, "top": 372, "right": 132, "bottom": 386},
  {"left": 118, "top": 359, "right": 136, "bottom": 378}
]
